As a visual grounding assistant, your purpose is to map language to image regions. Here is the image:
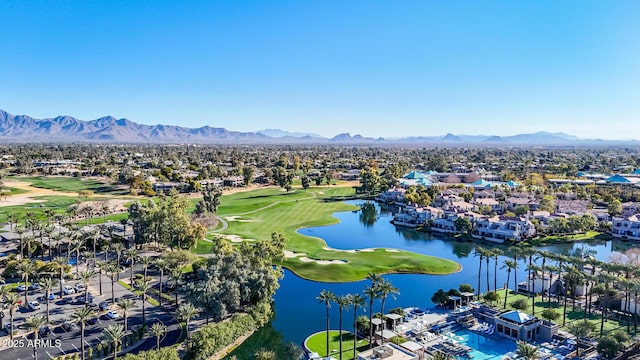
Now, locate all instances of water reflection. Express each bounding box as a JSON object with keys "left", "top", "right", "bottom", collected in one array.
[{"left": 358, "top": 201, "right": 378, "bottom": 227}]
